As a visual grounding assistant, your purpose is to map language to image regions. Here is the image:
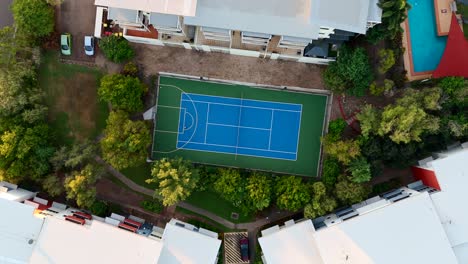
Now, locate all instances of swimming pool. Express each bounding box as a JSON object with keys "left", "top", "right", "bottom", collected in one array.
[{"left": 407, "top": 0, "right": 447, "bottom": 72}]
